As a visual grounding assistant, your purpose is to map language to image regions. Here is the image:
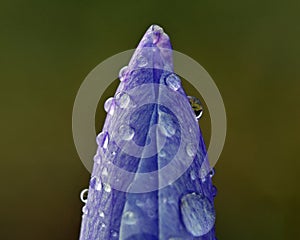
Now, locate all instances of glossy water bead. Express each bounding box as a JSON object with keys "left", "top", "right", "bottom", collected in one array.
[
  {"left": 188, "top": 96, "right": 203, "bottom": 119},
  {"left": 165, "top": 73, "right": 181, "bottom": 91}
]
